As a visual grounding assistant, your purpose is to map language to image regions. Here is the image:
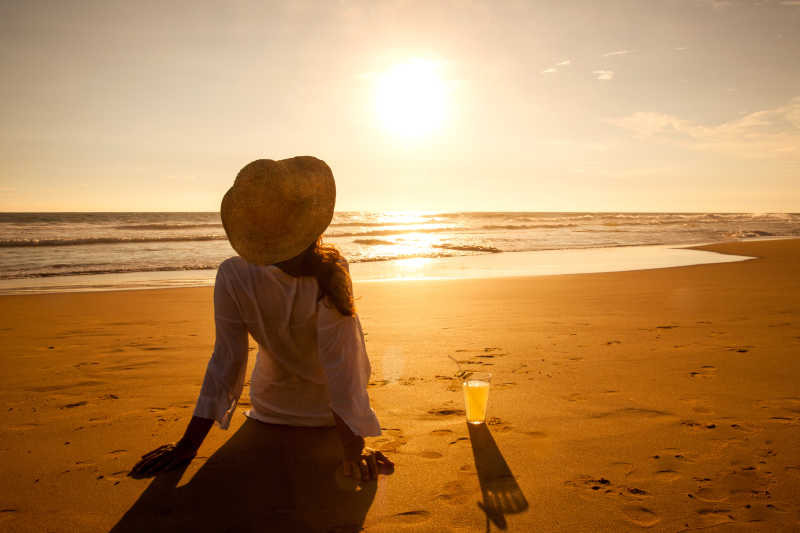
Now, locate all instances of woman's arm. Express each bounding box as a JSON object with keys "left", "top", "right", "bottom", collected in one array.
[
  {"left": 130, "top": 262, "right": 248, "bottom": 478},
  {"left": 333, "top": 410, "right": 394, "bottom": 482}
]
